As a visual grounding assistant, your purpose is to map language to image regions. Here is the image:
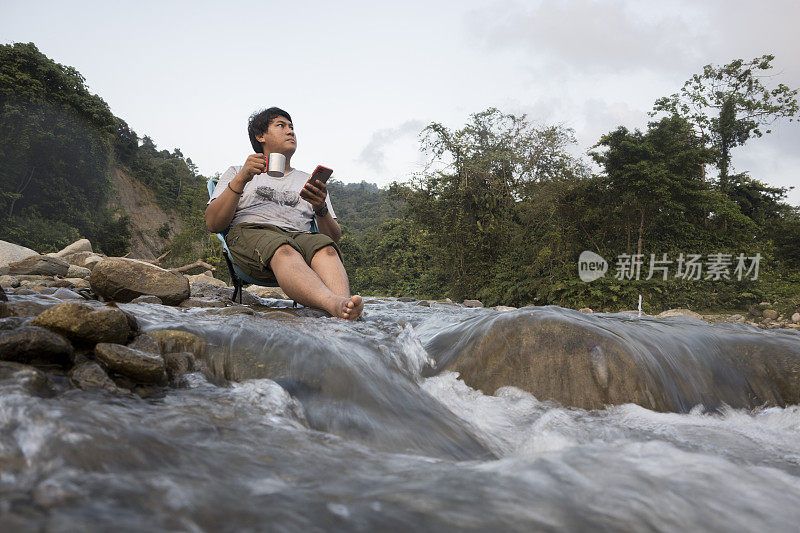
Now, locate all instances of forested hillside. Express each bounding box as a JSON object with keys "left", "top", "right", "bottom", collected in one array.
[{"left": 0, "top": 42, "right": 211, "bottom": 266}]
